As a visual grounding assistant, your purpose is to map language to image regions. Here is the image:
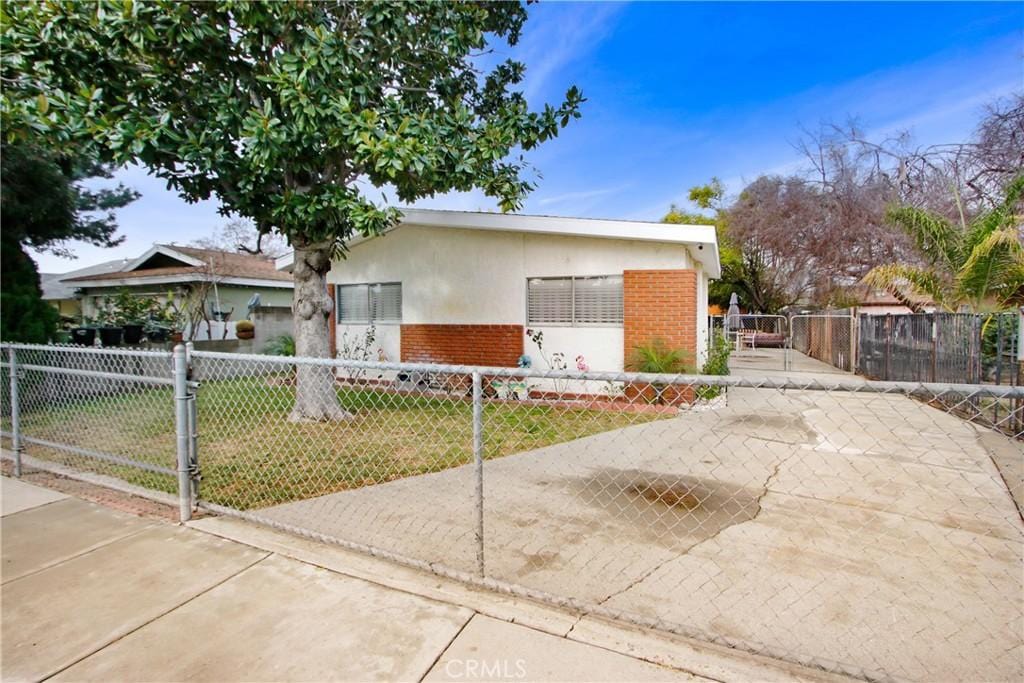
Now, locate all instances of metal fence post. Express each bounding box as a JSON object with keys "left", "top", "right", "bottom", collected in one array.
[
  {"left": 172, "top": 344, "right": 192, "bottom": 522},
  {"left": 472, "top": 371, "right": 485, "bottom": 577},
  {"left": 8, "top": 346, "right": 21, "bottom": 477},
  {"left": 849, "top": 312, "right": 857, "bottom": 373}
]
